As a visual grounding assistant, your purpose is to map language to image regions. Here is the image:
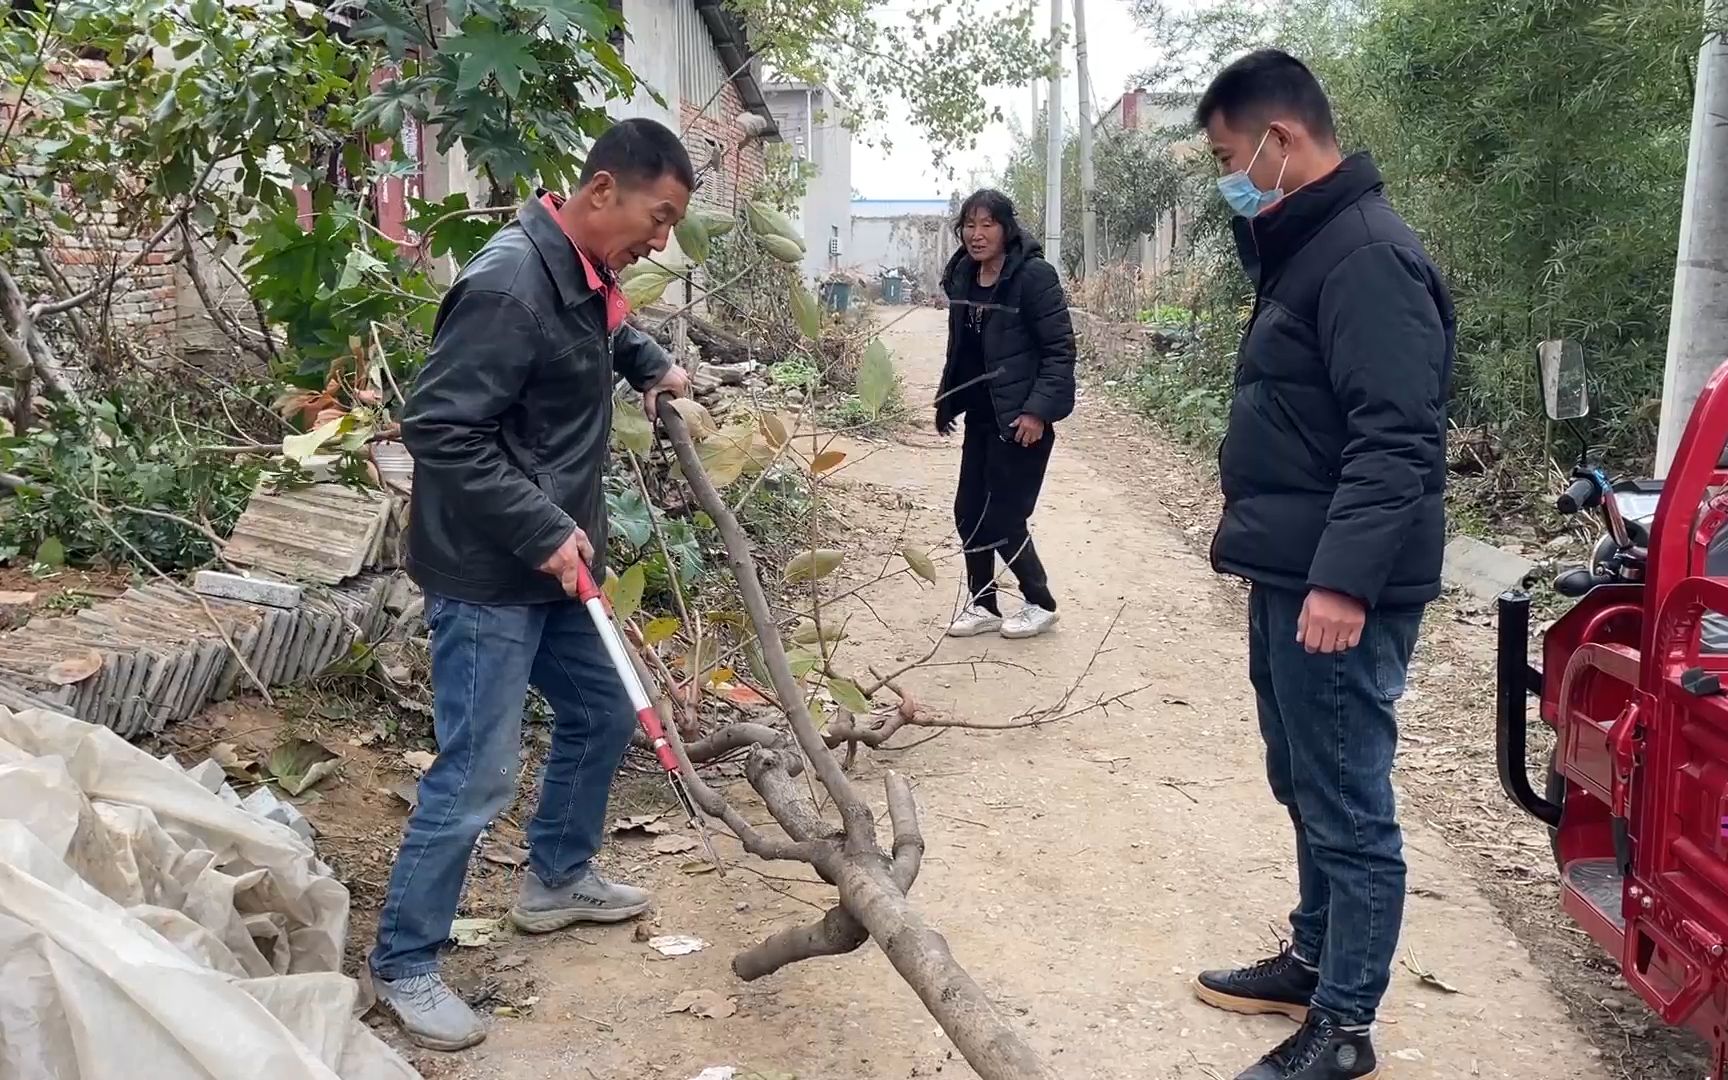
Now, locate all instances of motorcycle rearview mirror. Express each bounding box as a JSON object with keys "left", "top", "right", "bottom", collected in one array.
[{"left": 1537, "top": 338, "right": 1590, "bottom": 421}]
